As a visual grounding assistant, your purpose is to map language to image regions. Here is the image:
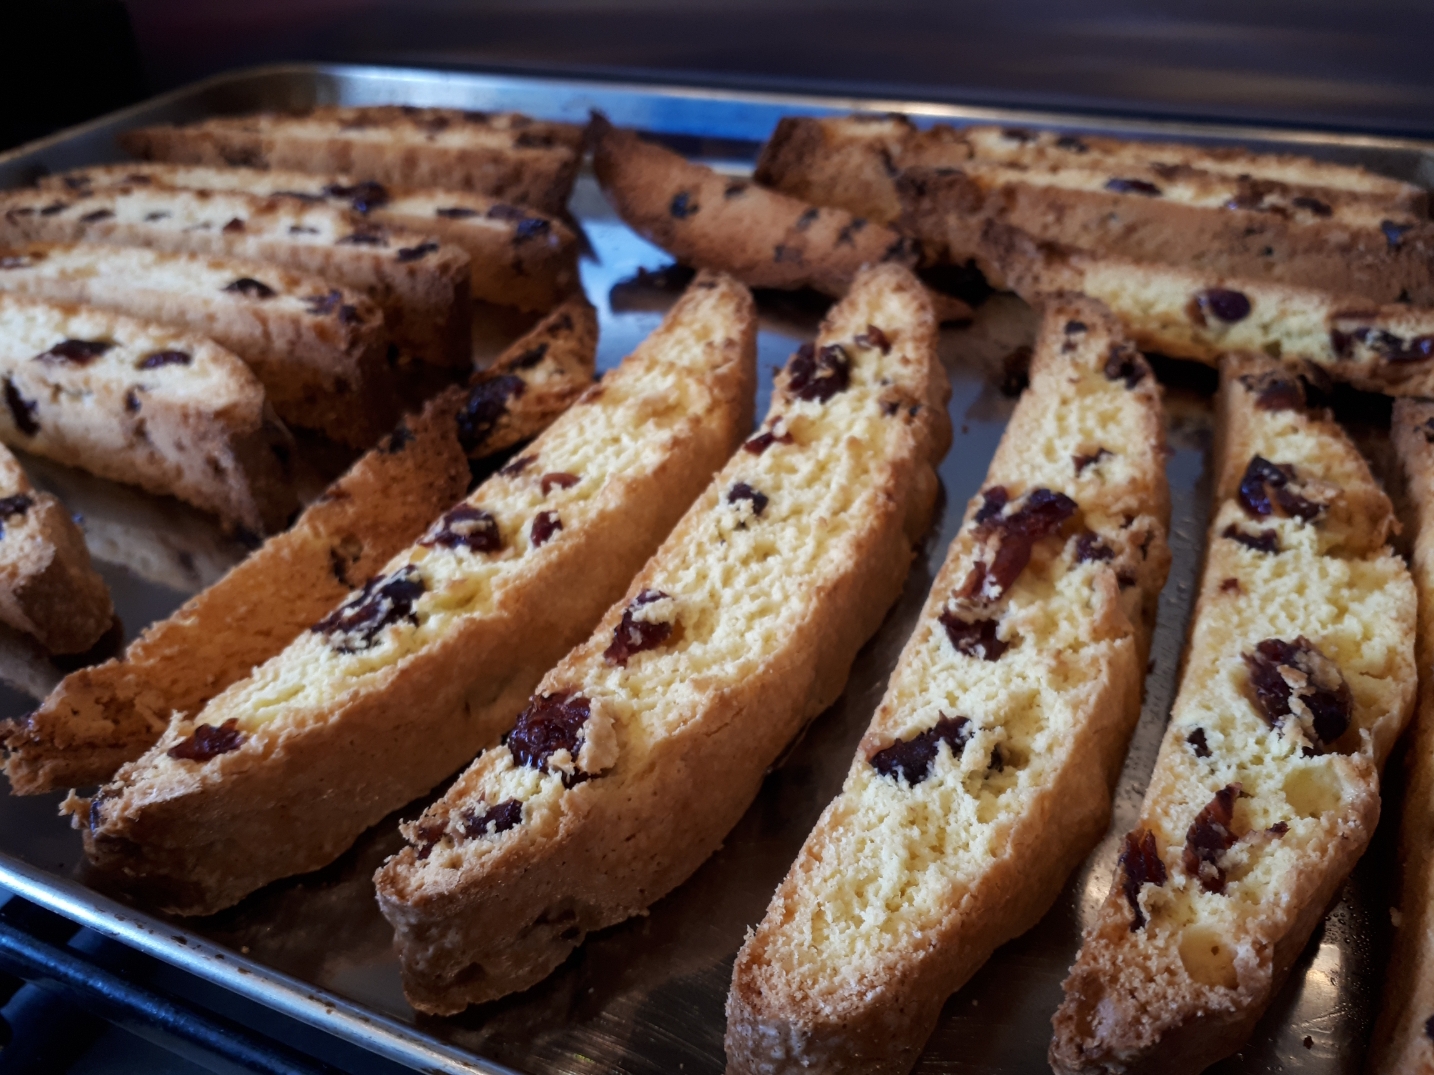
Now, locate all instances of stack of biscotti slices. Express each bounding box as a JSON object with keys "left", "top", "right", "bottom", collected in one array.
[
  {"left": 981, "top": 221, "right": 1434, "bottom": 398},
  {"left": 72, "top": 274, "right": 754, "bottom": 915},
  {"left": 0, "top": 241, "right": 393, "bottom": 446},
  {"left": 45, "top": 163, "right": 580, "bottom": 313},
  {"left": 0, "top": 185, "right": 471, "bottom": 369},
  {"left": 373, "top": 262, "right": 951, "bottom": 1015},
  {"left": 725, "top": 295, "right": 1170, "bottom": 1075},
  {"left": 0, "top": 295, "right": 294, "bottom": 534},
  {"left": 3, "top": 297, "right": 596, "bottom": 795},
  {"left": 1050, "top": 353, "right": 1417, "bottom": 1074},
  {"left": 0, "top": 443, "right": 112, "bottom": 655},
  {"left": 119, "top": 106, "right": 587, "bottom": 217}
]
